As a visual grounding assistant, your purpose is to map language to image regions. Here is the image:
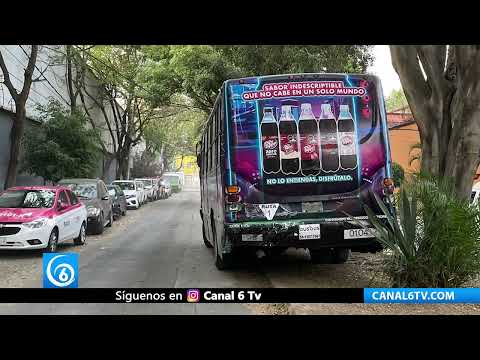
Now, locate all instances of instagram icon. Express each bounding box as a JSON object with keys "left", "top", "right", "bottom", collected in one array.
[{"left": 187, "top": 289, "right": 200, "bottom": 303}]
